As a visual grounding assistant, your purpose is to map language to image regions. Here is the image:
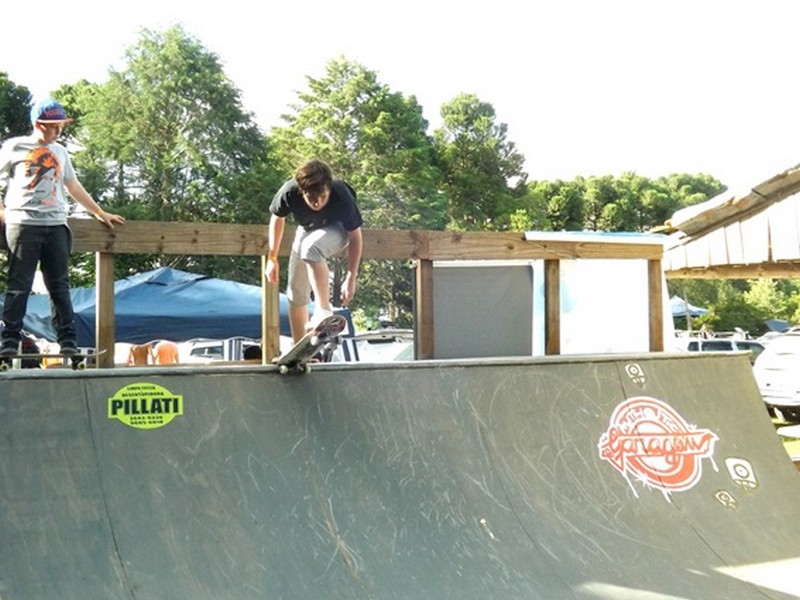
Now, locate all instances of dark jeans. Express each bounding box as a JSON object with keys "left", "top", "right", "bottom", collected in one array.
[{"left": 1, "top": 224, "right": 76, "bottom": 345}]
